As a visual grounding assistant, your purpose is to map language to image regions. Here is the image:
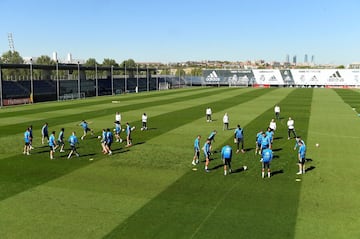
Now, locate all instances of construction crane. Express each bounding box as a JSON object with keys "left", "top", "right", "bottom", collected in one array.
[{"left": 8, "top": 33, "right": 15, "bottom": 53}]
